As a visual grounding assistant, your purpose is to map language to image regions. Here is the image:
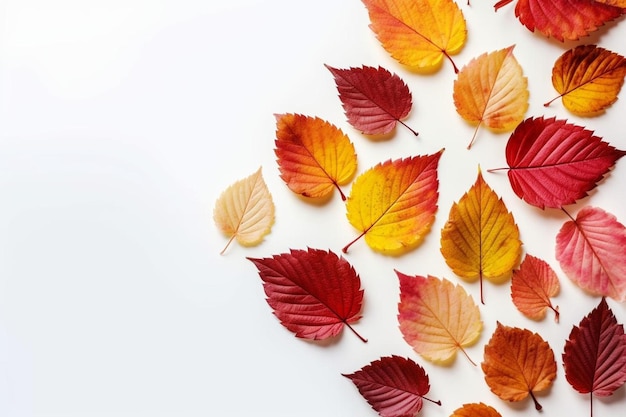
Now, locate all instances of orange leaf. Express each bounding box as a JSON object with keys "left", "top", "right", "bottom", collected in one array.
[
  {"left": 451, "top": 403, "right": 502, "bottom": 417},
  {"left": 453, "top": 45, "right": 529, "bottom": 149},
  {"left": 440, "top": 168, "right": 522, "bottom": 303},
  {"left": 511, "top": 254, "right": 560, "bottom": 322},
  {"left": 213, "top": 167, "right": 275, "bottom": 255},
  {"left": 397, "top": 272, "right": 482, "bottom": 365},
  {"left": 274, "top": 114, "right": 357, "bottom": 201},
  {"left": 343, "top": 150, "right": 442, "bottom": 254},
  {"left": 545, "top": 45, "right": 626, "bottom": 116},
  {"left": 362, "top": 0, "right": 467, "bottom": 73},
  {"left": 482, "top": 323, "right": 557, "bottom": 410}
]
